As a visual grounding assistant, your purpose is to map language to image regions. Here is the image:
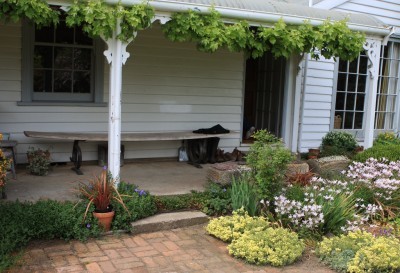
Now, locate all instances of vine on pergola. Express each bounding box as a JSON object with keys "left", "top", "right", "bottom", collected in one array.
[{"left": 0, "top": 0, "right": 366, "bottom": 60}]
